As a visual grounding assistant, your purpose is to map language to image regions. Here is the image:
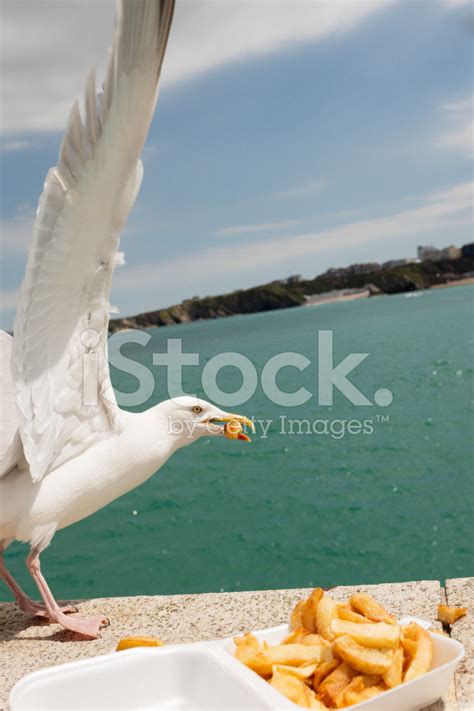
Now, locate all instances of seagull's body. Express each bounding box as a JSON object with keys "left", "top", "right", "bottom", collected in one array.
[
  {"left": 1, "top": 408, "right": 174, "bottom": 548},
  {"left": 0, "top": 0, "right": 253, "bottom": 638}
]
